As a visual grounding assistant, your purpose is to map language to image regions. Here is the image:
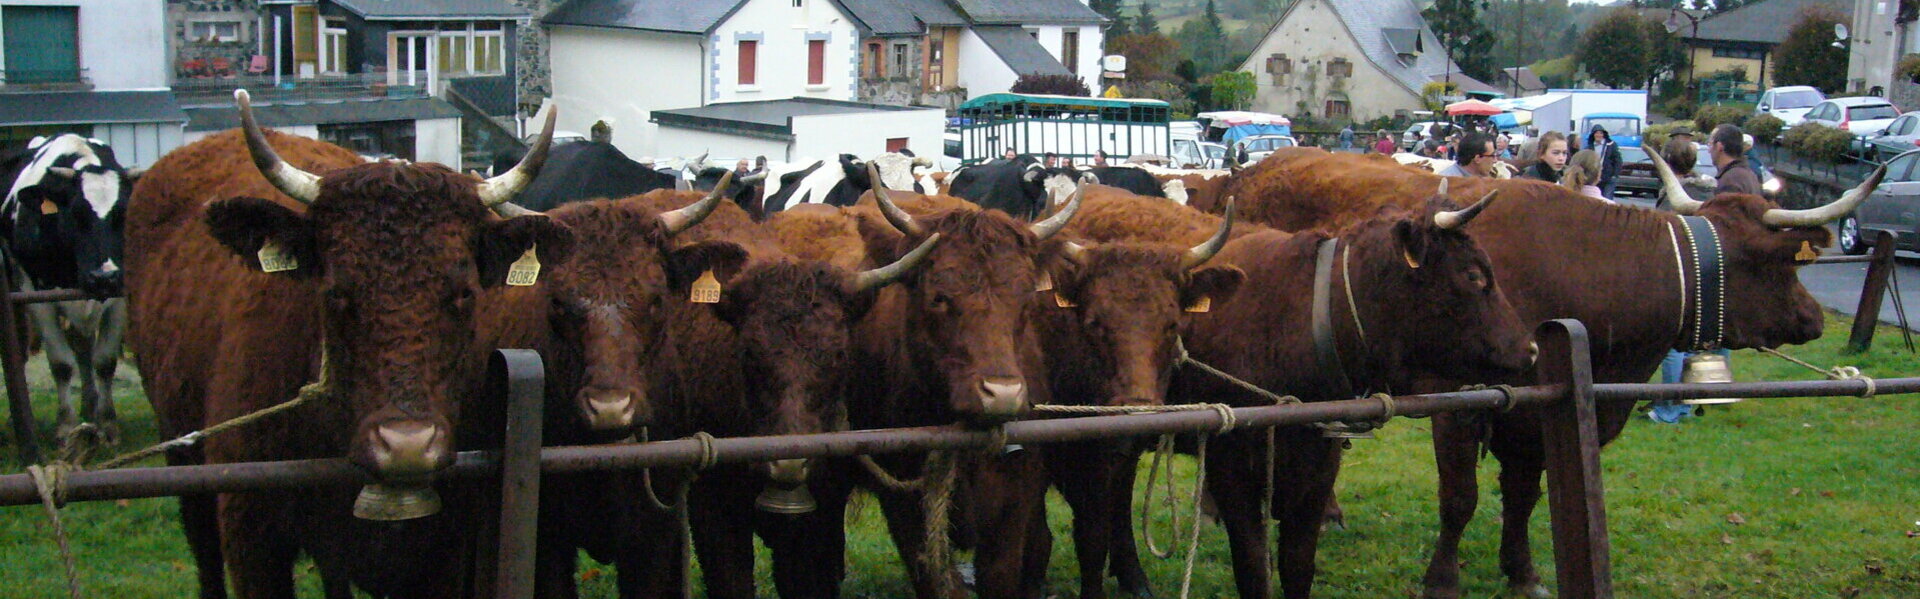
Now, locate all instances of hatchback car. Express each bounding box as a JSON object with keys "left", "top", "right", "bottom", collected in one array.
[
  {"left": 1837, "top": 148, "right": 1920, "bottom": 254},
  {"left": 1802, "top": 97, "right": 1901, "bottom": 137},
  {"left": 1234, "top": 135, "right": 1297, "bottom": 164},
  {"left": 1614, "top": 144, "right": 1781, "bottom": 198},
  {"left": 1856, "top": 111, "right": 1920, "bottom": 163},
  {"left": 1756, "top": 86, "right": 1826, "bottom": 126}
]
